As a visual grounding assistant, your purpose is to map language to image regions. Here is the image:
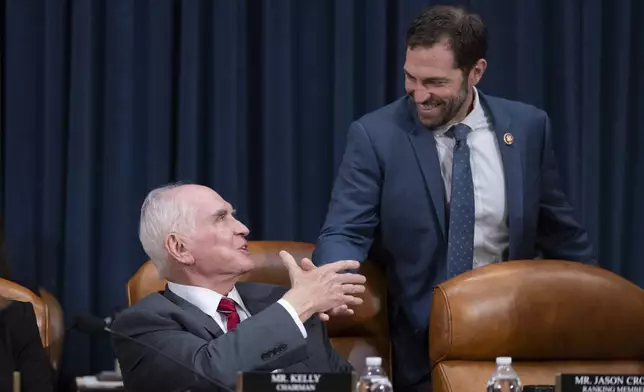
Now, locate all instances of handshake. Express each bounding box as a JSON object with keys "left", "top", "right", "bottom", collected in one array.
[{"left": 279, "top": 251, "right": 366, "bottom": 322}]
